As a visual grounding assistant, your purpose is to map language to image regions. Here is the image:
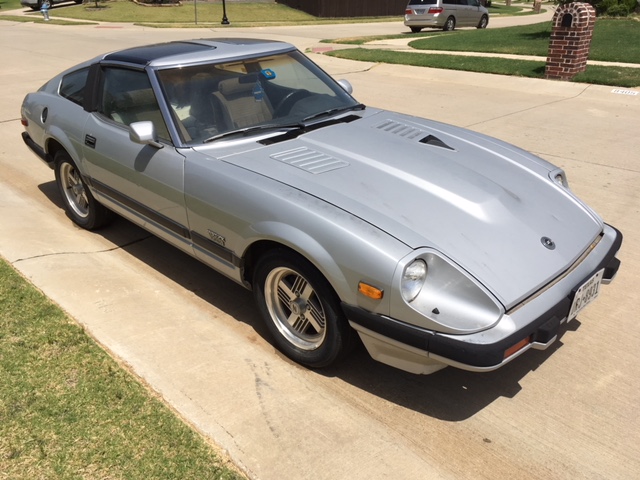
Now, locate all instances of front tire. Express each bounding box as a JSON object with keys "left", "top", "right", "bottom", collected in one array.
[
  {"left": 253, "top": 249, "right": 355, "bottom": 369},
  {"left": 54, "top": 151, "right": 112, "bottom": 230},
  {"left": 443, "top": 16, "right": 455, "bottom": 31},
  {"left": 477, "top": 15, "right": 489, "bottom": 29}
]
